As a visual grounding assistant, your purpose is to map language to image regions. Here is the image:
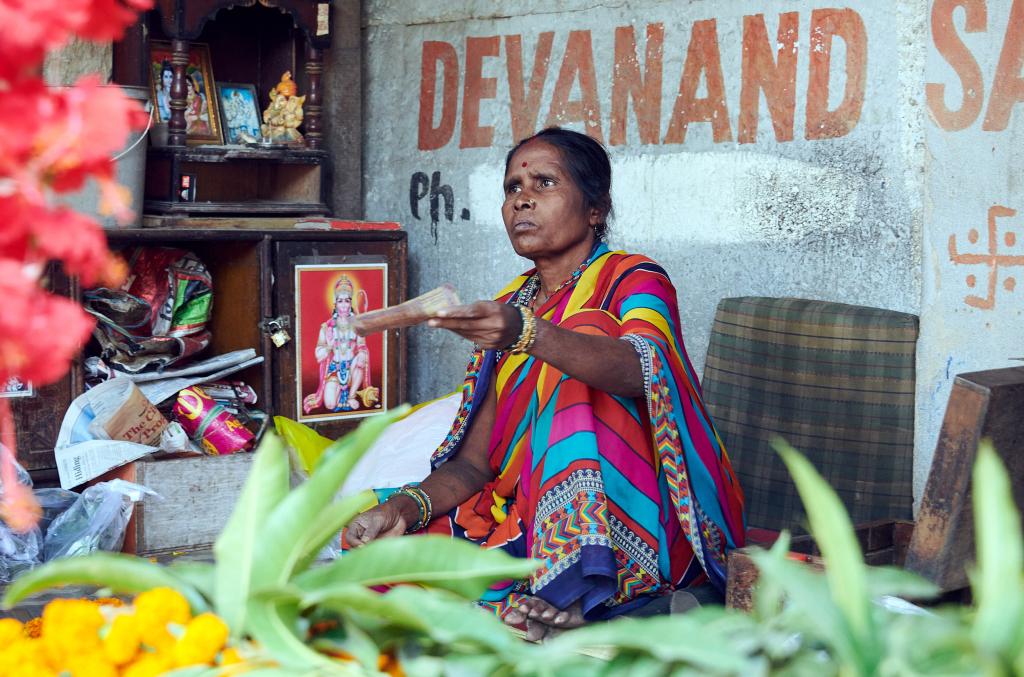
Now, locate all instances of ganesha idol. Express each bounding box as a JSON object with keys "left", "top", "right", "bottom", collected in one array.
[{"left": 303, "top": 275, "right": 379, "bottom": 414}]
